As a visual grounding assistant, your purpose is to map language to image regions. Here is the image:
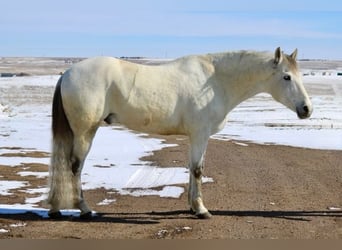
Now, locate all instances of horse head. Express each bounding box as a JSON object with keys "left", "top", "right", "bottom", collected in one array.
[{"left": 268, "top": 47, "right": 313, "bottom": 119}]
